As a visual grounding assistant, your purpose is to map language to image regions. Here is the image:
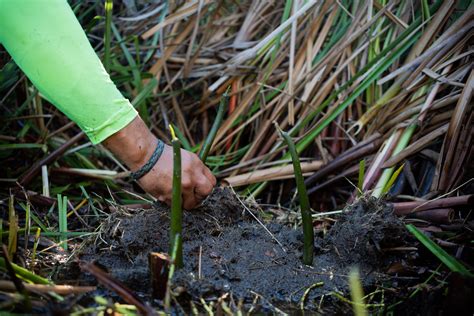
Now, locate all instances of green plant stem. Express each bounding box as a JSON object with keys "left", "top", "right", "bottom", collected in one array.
[
  {"left": 170, "top": 133, "right": 183, "bottom": 269},
  {"left": 103, "top": 0, "right": 113, "bottom": 73},
  {"left": 199, "top": 90, "right": 229, "bottom": 162},
  {"left": 24, "top": 202, "right": 31, "bottom": 250},
  {"left": 30, "top": 228, "right": 41, "bottom": 268},
  {"left": 357, "top": 160, "right": 365, "bottom": 196},
  {"left": 8, "top": 196, "right": 18, "bottom": 258},
  {"left": 0, "top": 258, "right": 51, "bottom": 284},
  {"left": 57, "top": 194, "right": 68, "bottom": 250},
  {"left": 349, "top": 268, "right": 368, "bottom": 316},
  {"left": 277, "top": 126, "right": 314, "bottom": 265}
]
